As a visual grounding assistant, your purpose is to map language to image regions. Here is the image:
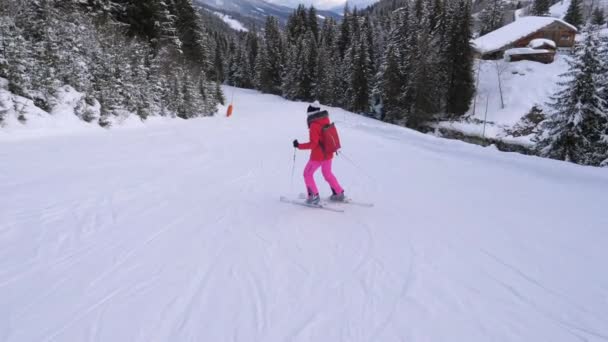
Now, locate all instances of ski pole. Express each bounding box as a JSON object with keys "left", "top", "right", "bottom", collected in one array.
[
  {"left": 339, "top": 150, "right": 378, "bottom": 184},
  {"left": 290, "top": 148, "right": 297, "bottom": 192}
]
